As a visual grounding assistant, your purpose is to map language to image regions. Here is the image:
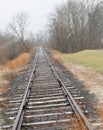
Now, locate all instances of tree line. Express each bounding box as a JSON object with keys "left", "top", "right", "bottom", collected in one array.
[
  {"left": 47, "top": 0, "right": 103, "bottom": 53},
  {"left": 0, "top": 12, "right": 35, "bottom": 64}
]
